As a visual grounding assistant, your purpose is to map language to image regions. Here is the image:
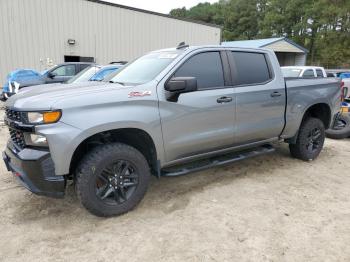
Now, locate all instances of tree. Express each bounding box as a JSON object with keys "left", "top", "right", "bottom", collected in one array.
[{"left": 169, "top": 0, "right": 350, "bottom": 68}]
